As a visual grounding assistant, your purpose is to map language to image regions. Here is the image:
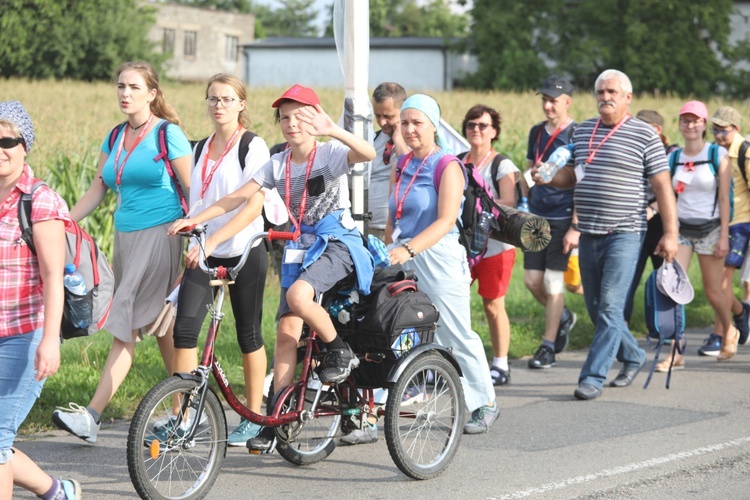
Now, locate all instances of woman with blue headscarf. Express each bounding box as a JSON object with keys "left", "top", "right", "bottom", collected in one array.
[{"left": 386, "top": 94, "right": 498, "bottom": 435}]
